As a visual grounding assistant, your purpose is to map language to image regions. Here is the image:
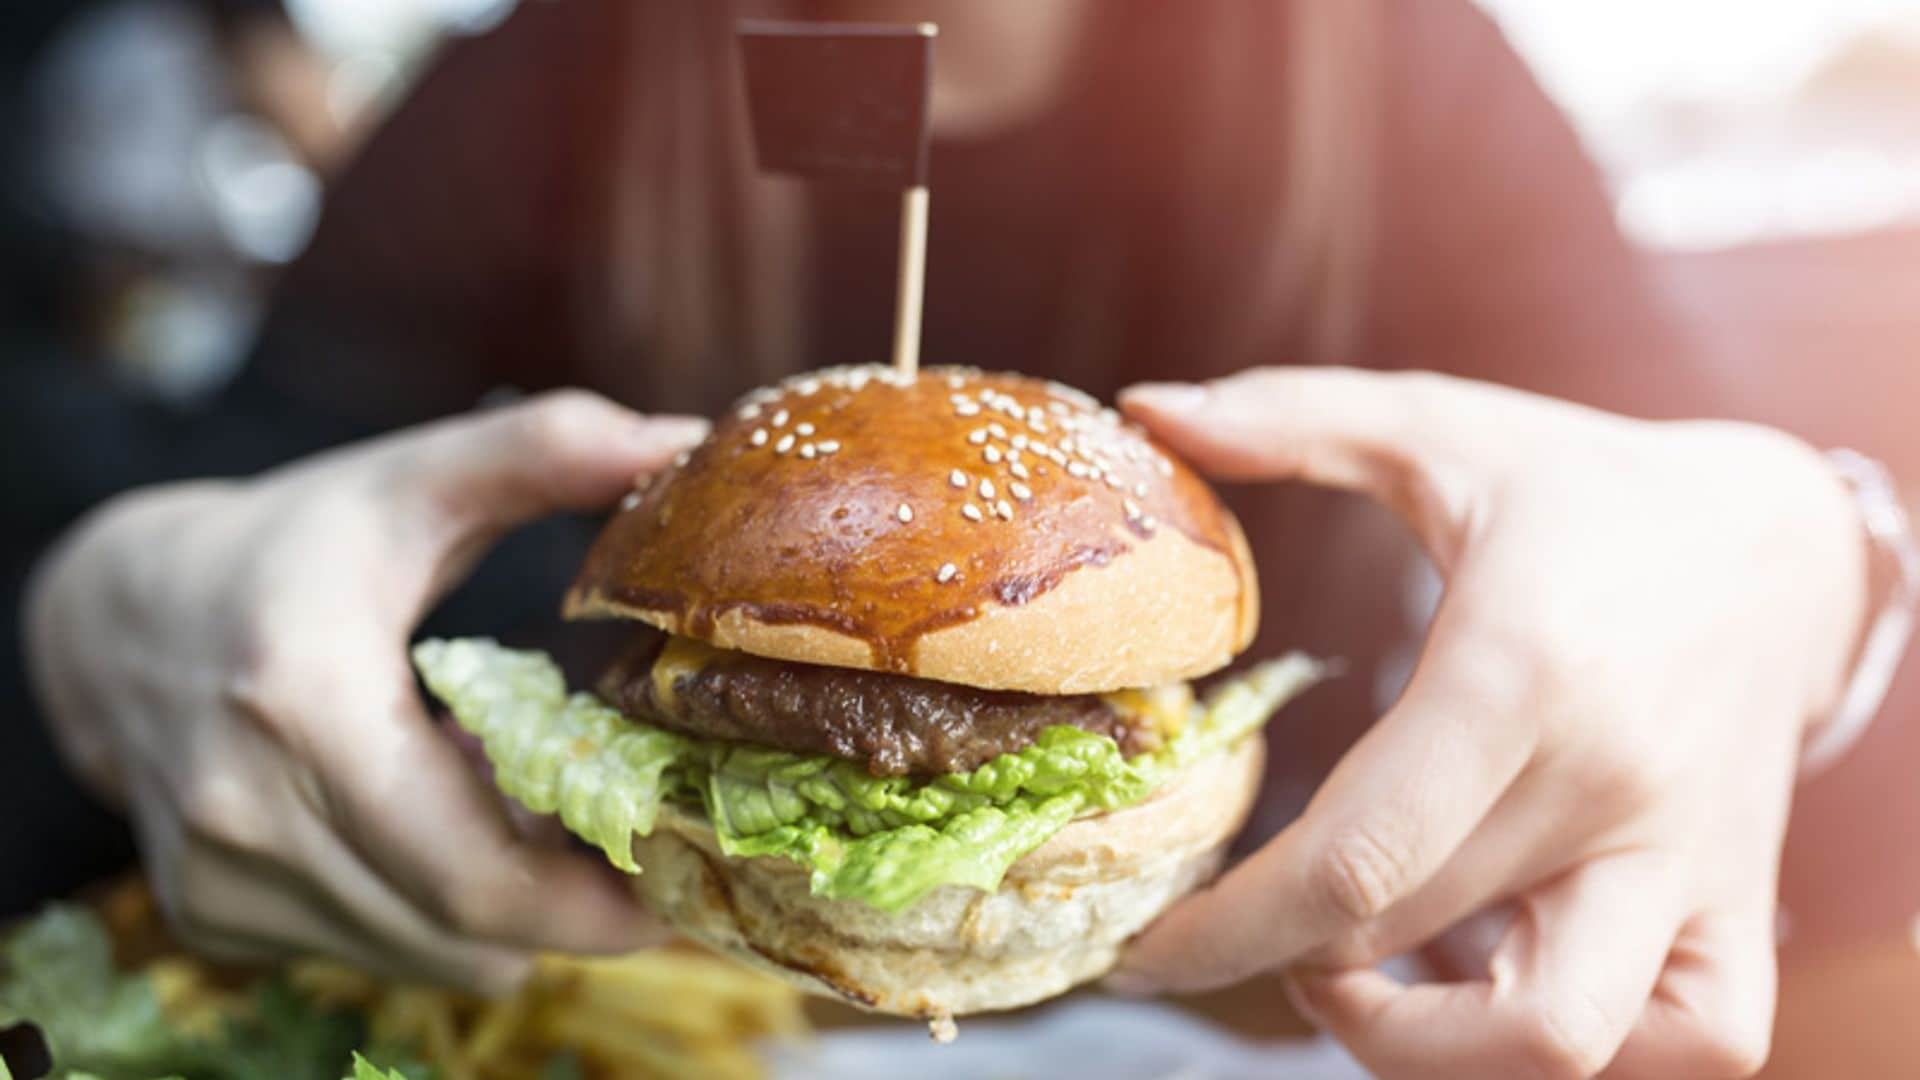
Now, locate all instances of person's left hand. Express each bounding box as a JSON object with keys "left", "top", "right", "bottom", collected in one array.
[{"left": 1110, "top": 368, "right": 1867, "bottom": 1079}]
